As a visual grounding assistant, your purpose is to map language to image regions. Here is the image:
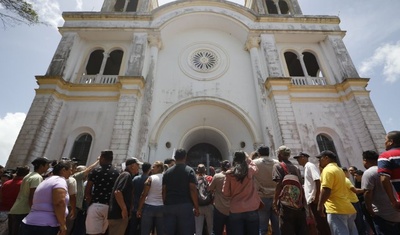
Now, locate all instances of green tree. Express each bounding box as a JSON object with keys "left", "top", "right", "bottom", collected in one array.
[{"left": 0, "top": 0, "right": 39, "bottom": 28}]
